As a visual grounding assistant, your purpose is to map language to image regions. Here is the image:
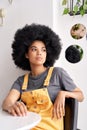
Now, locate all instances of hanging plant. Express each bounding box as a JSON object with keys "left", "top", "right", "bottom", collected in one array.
[{"left": 62, "top": 0, "right": 87, "bottom": 16}]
